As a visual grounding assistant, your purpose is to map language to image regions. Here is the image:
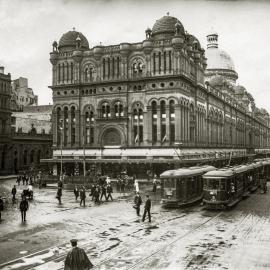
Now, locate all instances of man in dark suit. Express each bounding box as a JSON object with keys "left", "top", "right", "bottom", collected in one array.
[{"left": 142, "top": 195, "right": 151, "bottom": 222}]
